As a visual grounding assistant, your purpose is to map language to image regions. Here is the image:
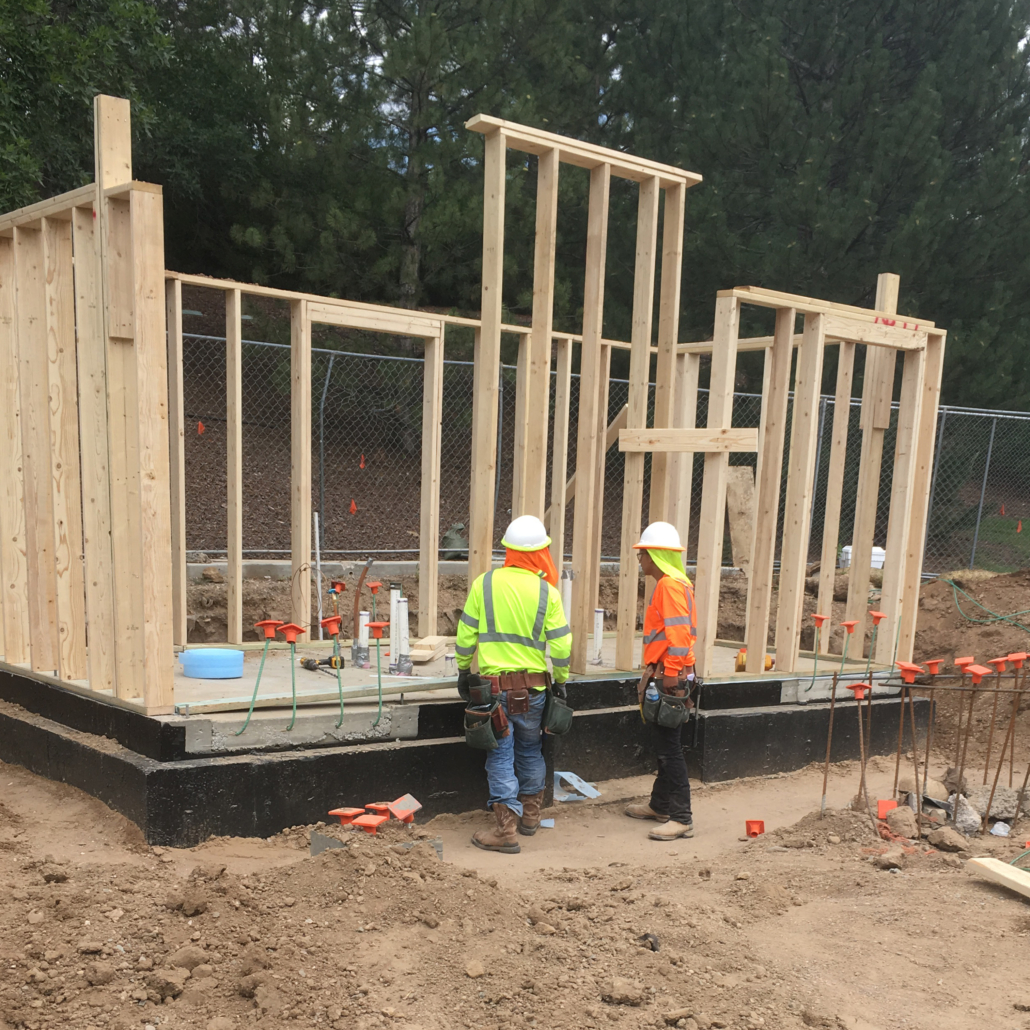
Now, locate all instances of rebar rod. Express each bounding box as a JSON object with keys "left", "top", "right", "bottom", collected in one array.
[{"left": 820, "top": 672, "right": 839, "bottom": 818}]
